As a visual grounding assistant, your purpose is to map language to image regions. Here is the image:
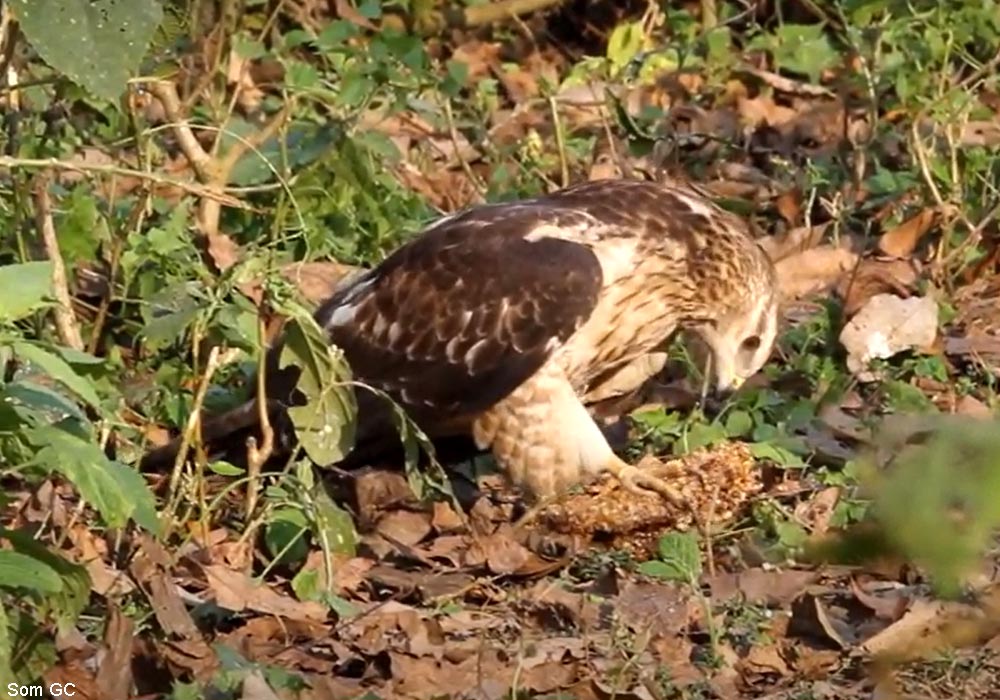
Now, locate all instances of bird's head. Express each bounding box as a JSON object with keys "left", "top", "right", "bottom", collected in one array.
[
  {"left": 697, "top": 289, "right": 779, "bottom": 395},
  {"left": 684, "top": 253, "right": 779, "bottom": 397}
]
